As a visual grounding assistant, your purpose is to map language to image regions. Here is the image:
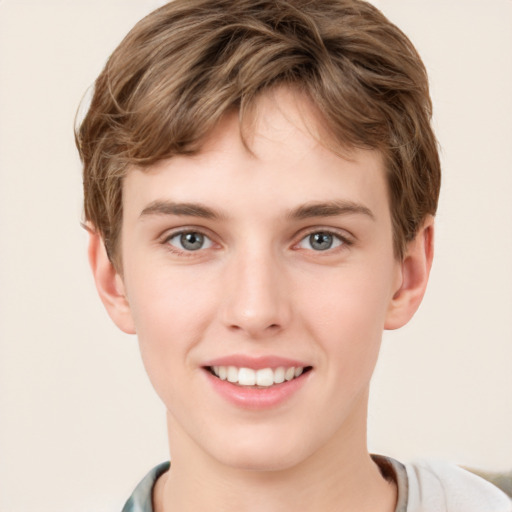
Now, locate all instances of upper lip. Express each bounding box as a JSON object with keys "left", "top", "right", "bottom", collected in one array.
[{"left": 202, "top": 354, "right": 310, "bottom": 370}]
